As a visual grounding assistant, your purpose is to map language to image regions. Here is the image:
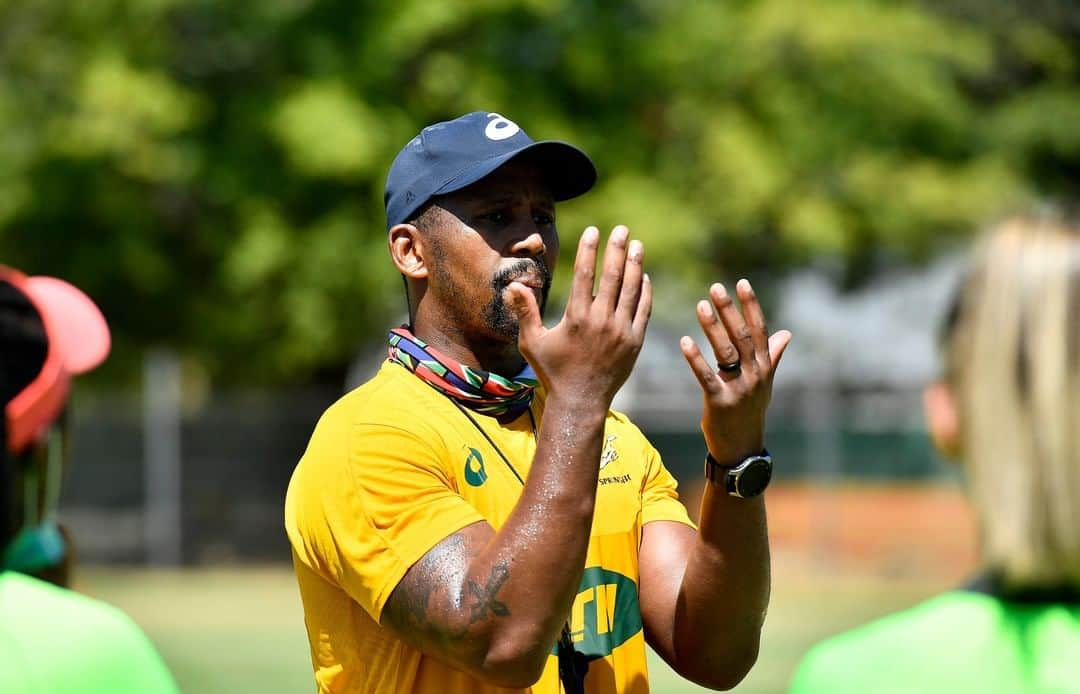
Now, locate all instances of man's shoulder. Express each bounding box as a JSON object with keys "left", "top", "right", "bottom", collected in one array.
[
  {"left": 298, "top": 361, "right": 449, "bottom": 469},
  {"left": 323, "top": 360, "right": 436, "bottom": 426}
]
